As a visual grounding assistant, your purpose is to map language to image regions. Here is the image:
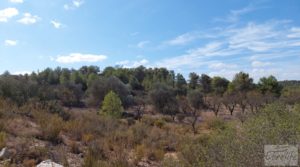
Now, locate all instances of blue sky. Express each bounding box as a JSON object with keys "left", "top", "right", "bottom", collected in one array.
[{"left": 0, "top": 0, "right": 300, "bottom": 81}]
